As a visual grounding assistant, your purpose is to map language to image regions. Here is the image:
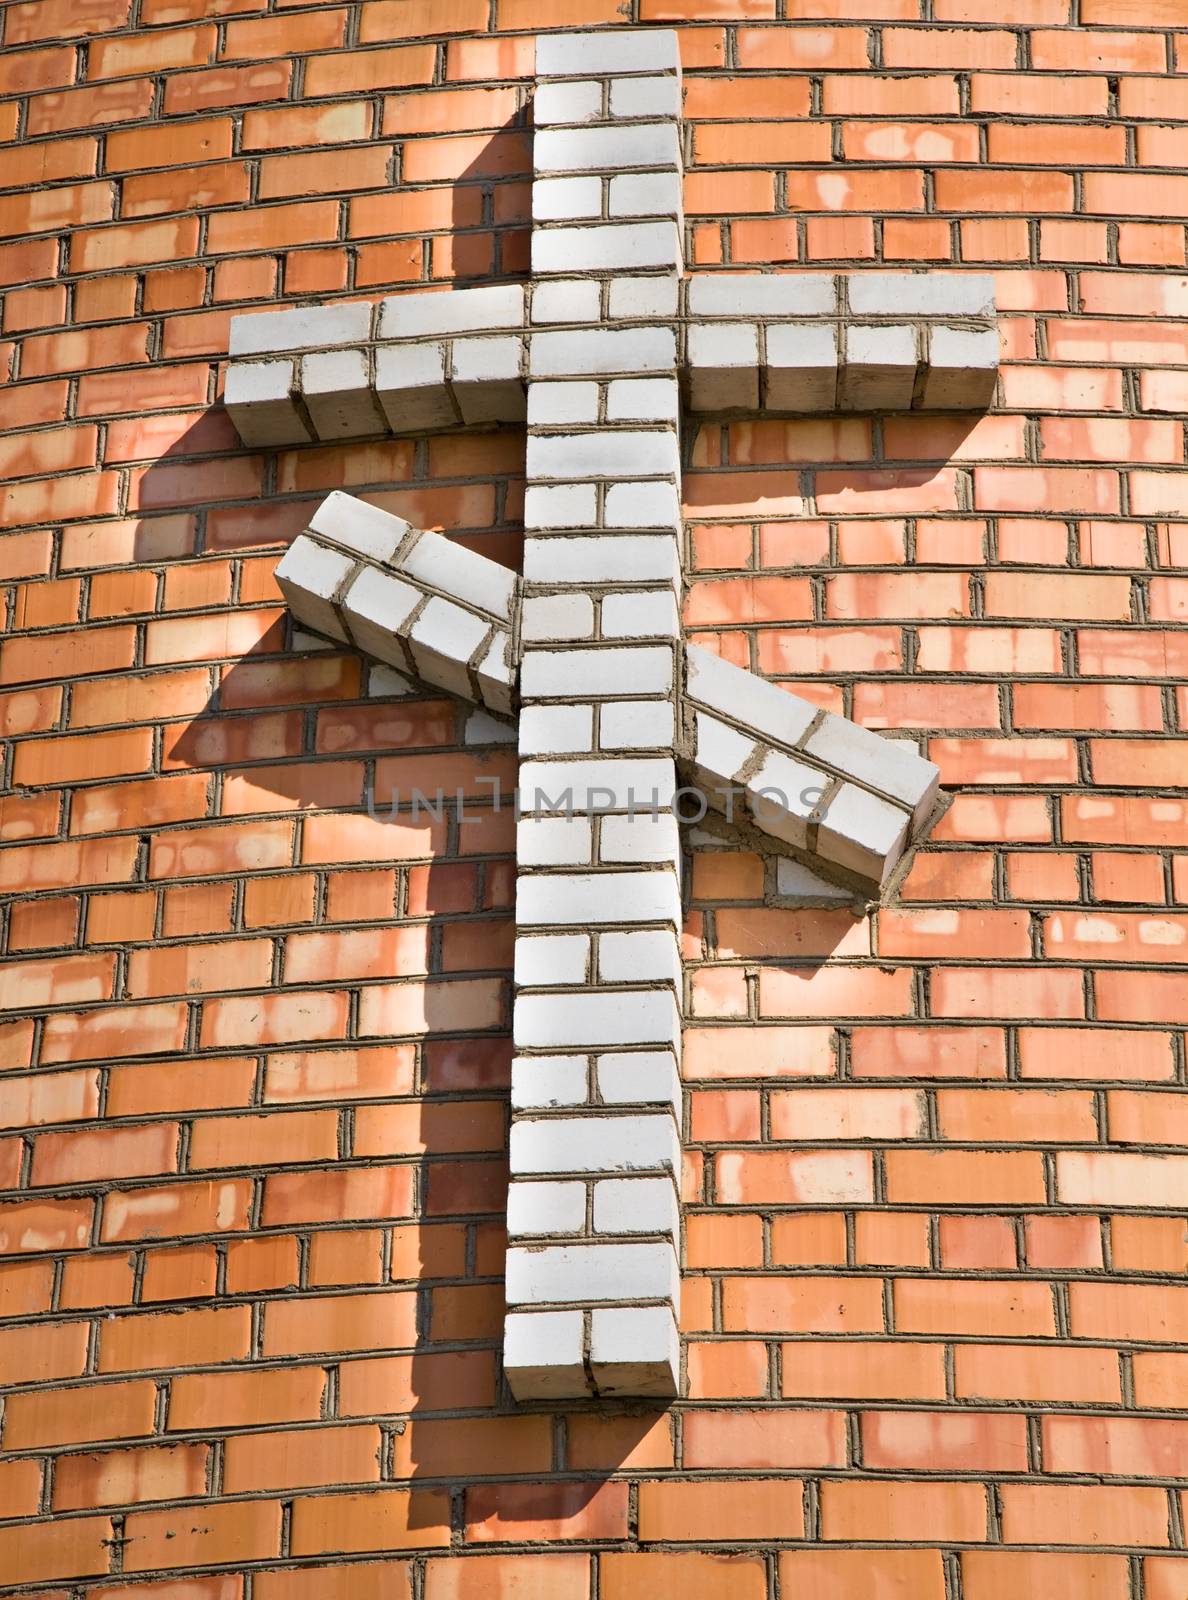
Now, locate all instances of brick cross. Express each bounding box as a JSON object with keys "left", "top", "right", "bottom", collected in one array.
[{"left": 225, "top": 27, "right": 999, "bottom": 1402}]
